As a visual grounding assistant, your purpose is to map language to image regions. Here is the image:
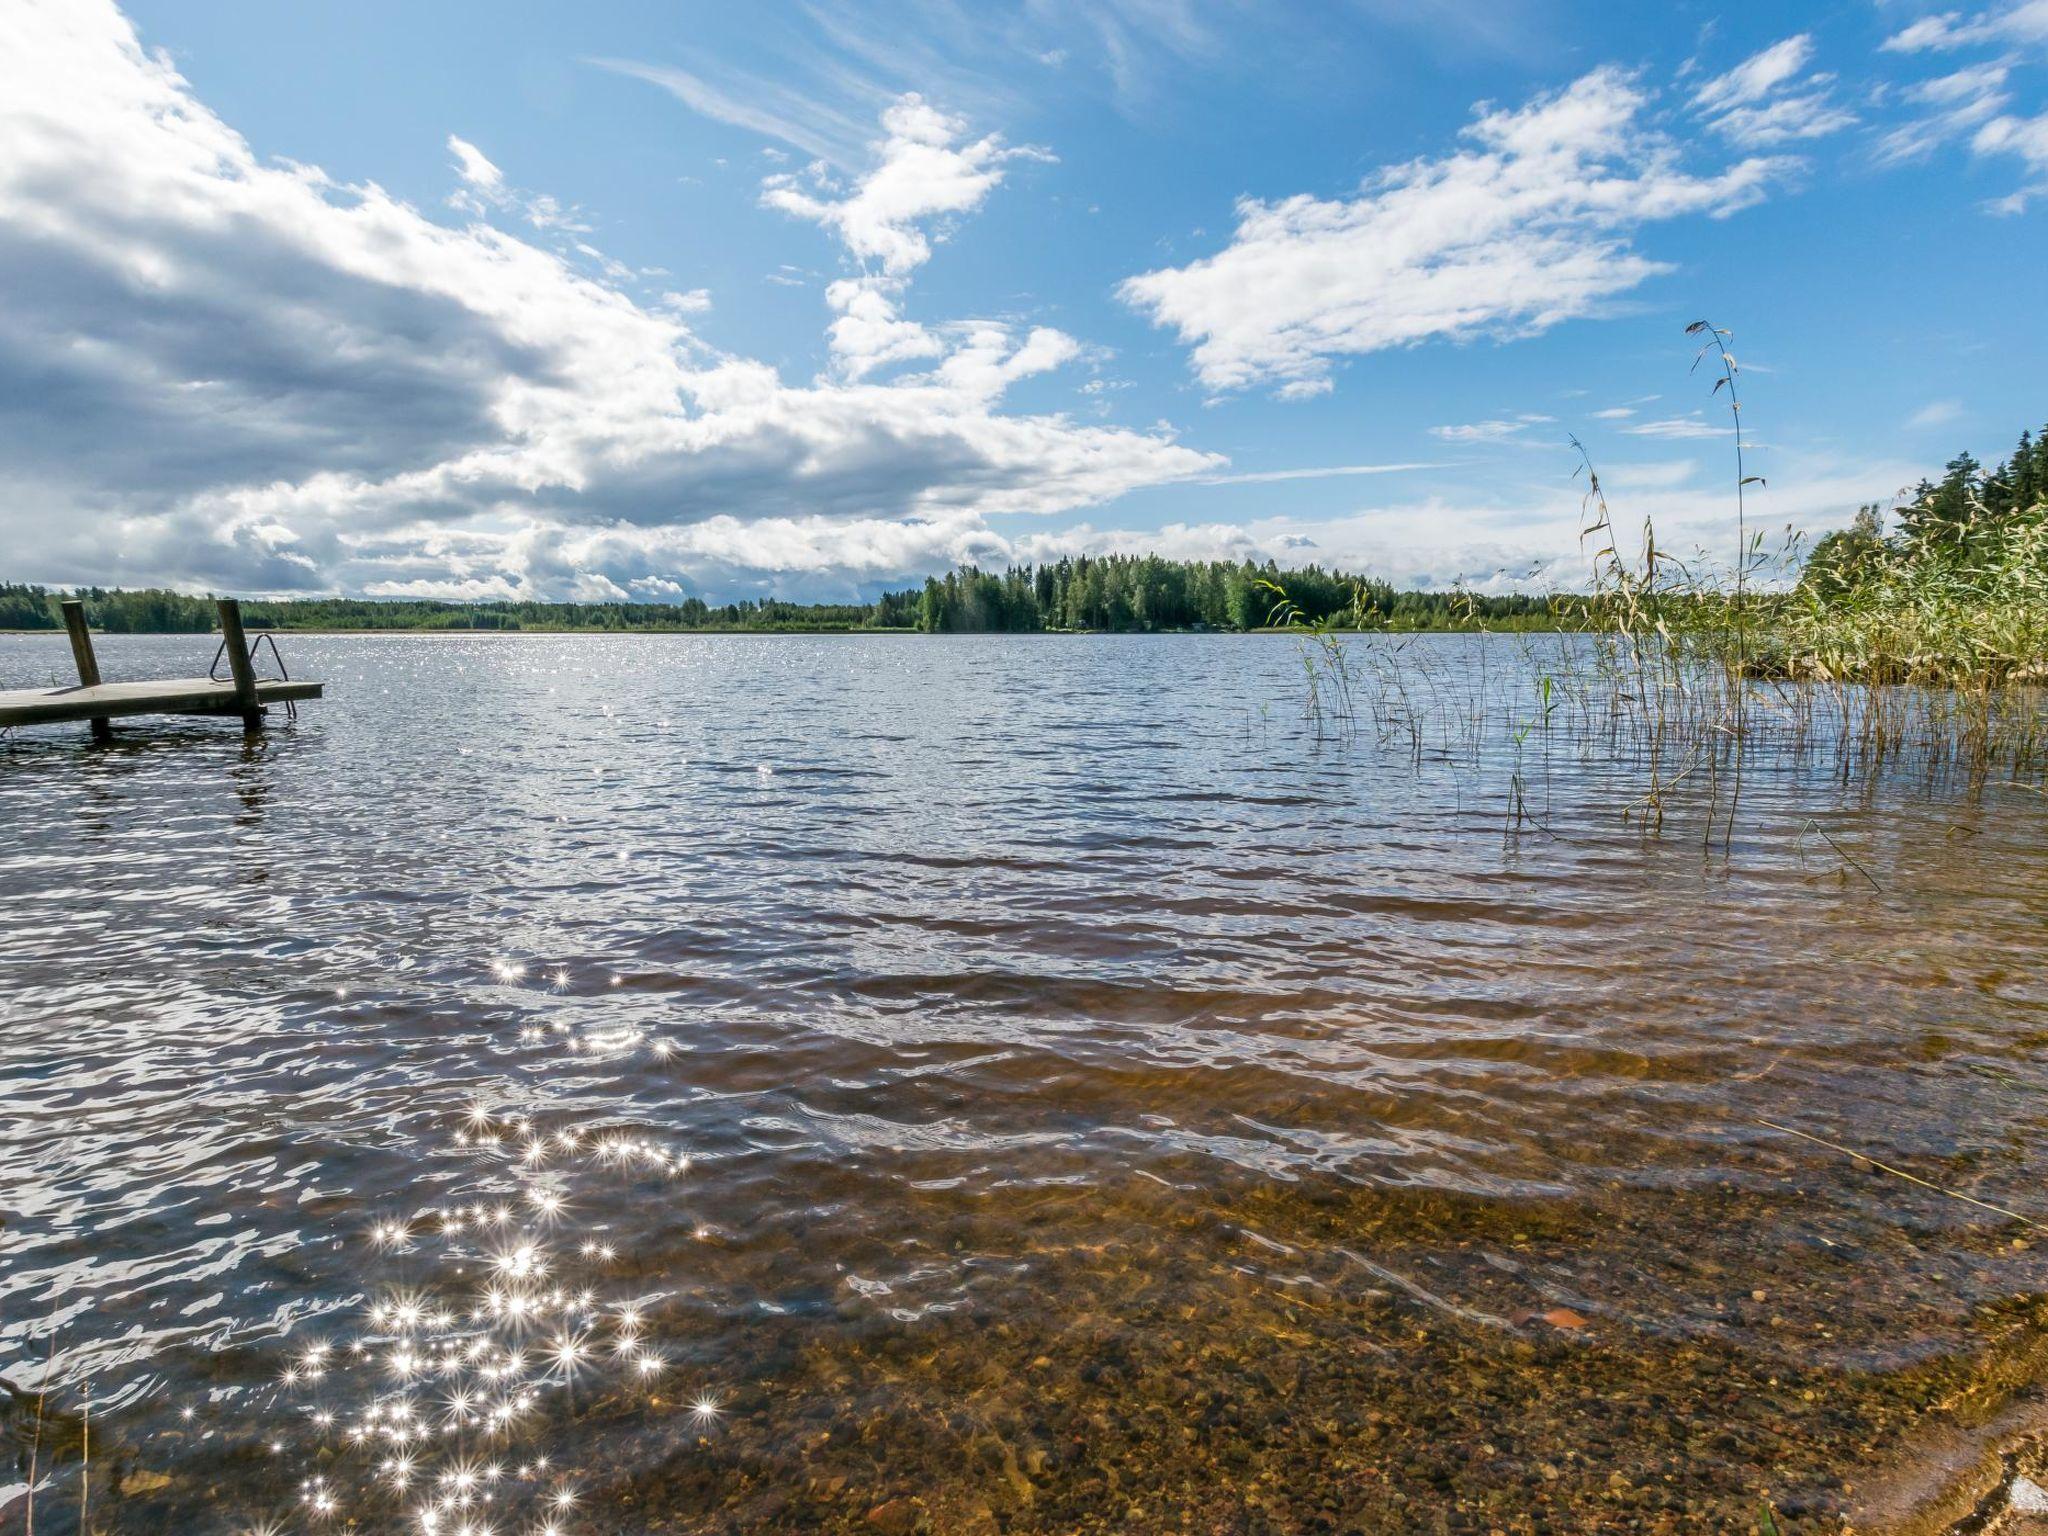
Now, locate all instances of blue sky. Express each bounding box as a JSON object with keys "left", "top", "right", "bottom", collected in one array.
[{"left": 1, "top": 0, "right": 2044, "bottom": 601}]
